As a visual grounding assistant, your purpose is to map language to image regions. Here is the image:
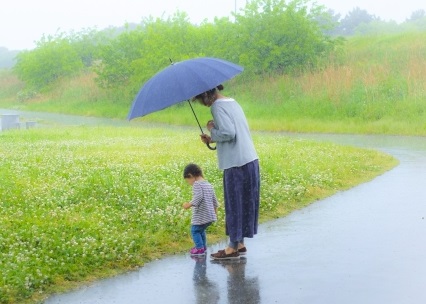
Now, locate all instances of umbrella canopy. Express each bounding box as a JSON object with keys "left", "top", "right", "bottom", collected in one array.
[{"left": 127, "top": 57, "right": 244, "bottom": 120}]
